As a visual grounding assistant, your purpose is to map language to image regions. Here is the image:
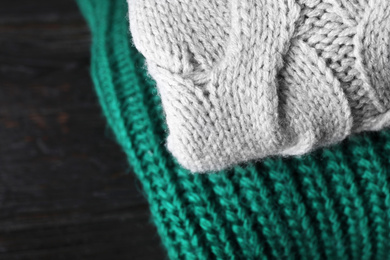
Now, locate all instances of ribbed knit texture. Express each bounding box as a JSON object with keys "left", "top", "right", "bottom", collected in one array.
[
  {"left": 78, "top": 0, "right": 390, "bottom": 259},
  {"left": 129, "top": 0, "right": 390, "bottom": 172}
]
